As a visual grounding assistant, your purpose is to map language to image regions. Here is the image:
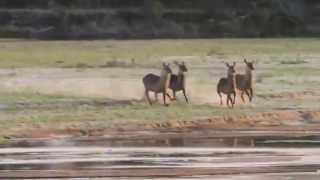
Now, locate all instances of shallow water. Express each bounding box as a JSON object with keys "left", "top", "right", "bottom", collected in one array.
[{"left": 1, "top": 136, "right": 320, "bottom": 179}]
